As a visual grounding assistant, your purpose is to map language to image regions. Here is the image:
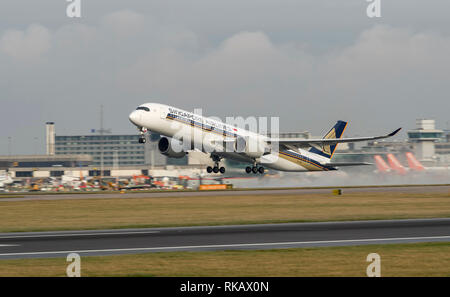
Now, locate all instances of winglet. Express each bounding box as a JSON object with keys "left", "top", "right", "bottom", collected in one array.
[{"left": 388, "top": 128, "right": 402, "bottom": 137}]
